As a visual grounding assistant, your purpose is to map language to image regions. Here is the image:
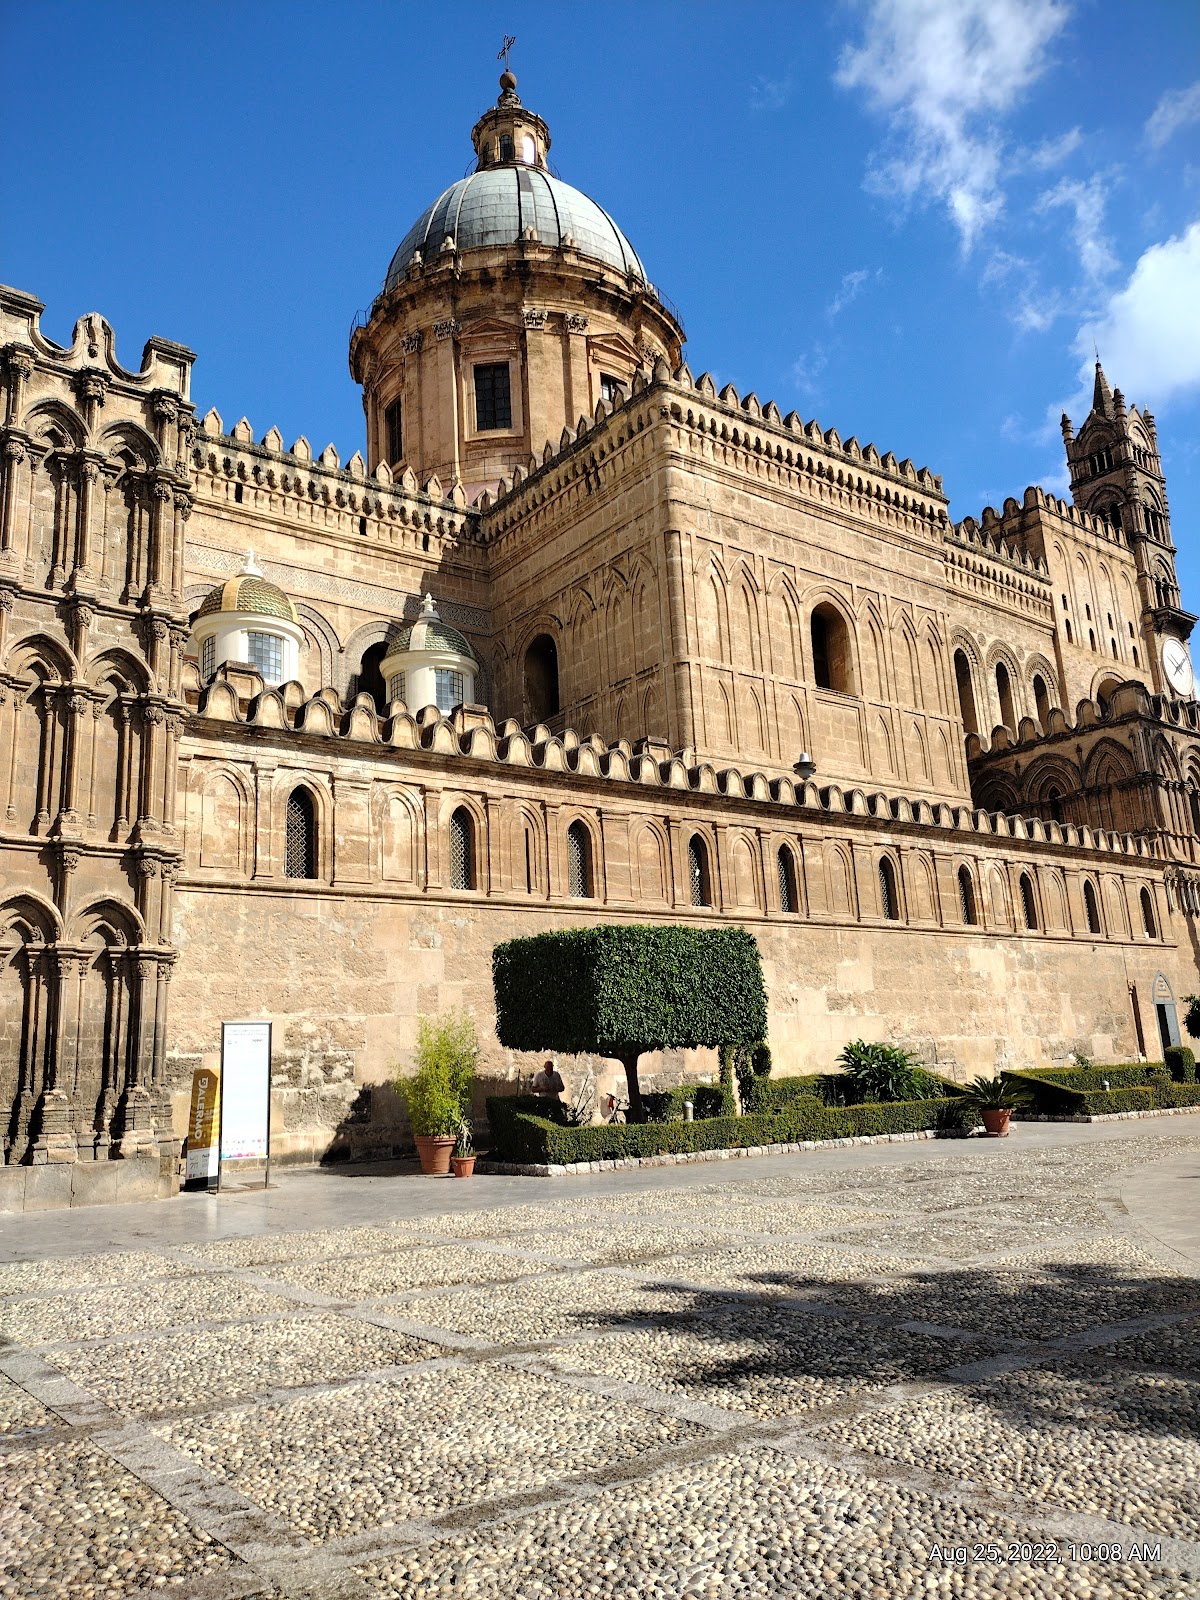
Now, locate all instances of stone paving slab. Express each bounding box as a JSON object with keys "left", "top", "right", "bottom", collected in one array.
[
  {"left": 0, "top": 1371, "right": 64, "bottom": 1437},
  {"left": 813, "top": 1360, "right": 1200, "bottom": 1539},
  {"left": 0, "top": 1277, "right": 302, "bottom": 1346},
  {"left": 0, "top": 1249, "right": 201, "bottom": 1297},
  {"left": 351, "top": 1441, "right": 1194, "bottom": 1599},
  {"left": 178, "top": 1225, "right": 422, "bottom": 1269},
  {"left": 263, "top": 1243, "right": 551, "bottom": 1300},
  {"left": 44, "top": 1314, "right": 440, "bottom": 1420},
  {"left": 0, "top": 1434, "right": 241, "bottom": 1597},
  {"left": 155, "top": 1364, "right": 707, "bottom": 1542},
  {"left": 539, "top": 1301, "right": 994, "bottom": 1418}
]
